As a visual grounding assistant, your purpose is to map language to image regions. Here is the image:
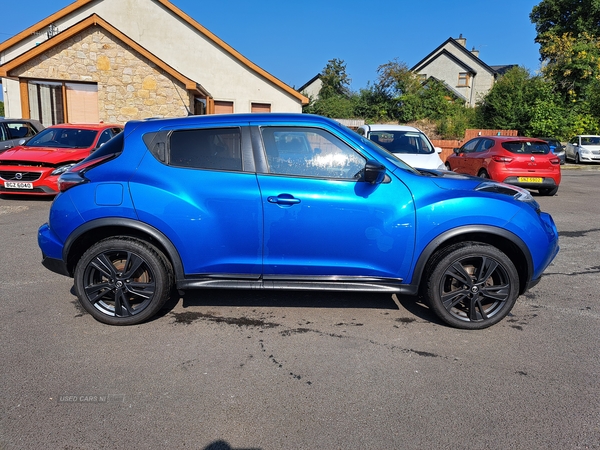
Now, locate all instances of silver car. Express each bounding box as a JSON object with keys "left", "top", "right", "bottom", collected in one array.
[
  {"left": 0, "top": 118, "right": 45, "bottom": 153},
  {"left": 565, "top": 135, "right": 600, "bottom": 164}
]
